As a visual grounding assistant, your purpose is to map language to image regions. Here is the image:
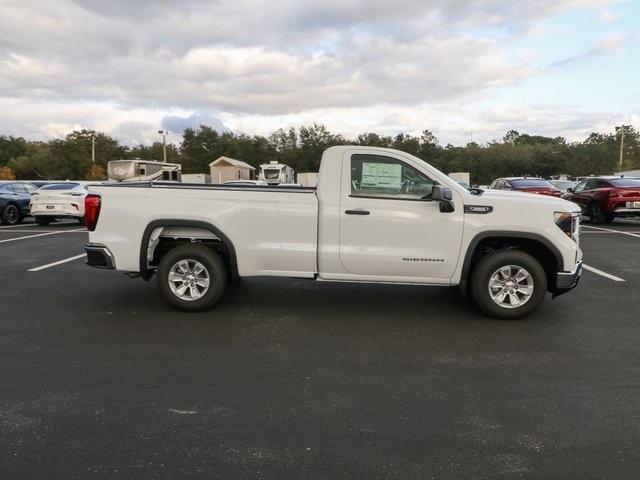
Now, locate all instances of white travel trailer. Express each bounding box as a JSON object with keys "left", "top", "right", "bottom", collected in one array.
[
  {"left": 258, "top": 161, "right": 295, "bottom": 185},
  {"left": 108, "top": 159, "right": 182, "bottom": 182}
]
